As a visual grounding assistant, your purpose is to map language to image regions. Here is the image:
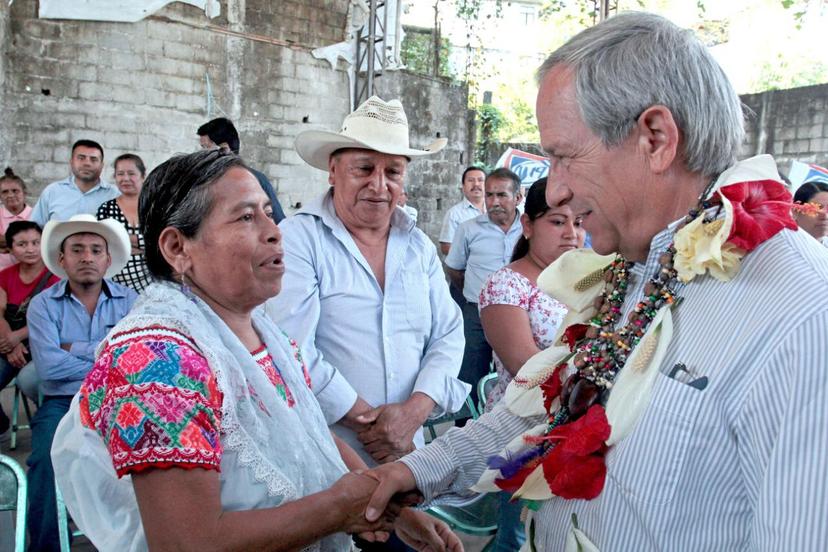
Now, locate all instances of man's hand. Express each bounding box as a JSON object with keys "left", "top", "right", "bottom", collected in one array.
[
  {"left": 7, "top": 342, "right": 28, "bottom": 369},
  {"left": 340, "top": 396, "right": 376, "bottom": 433},
  {"left": 395, "top": 509, "right": 464, "bottom": 552},
  {"left": 357, "top": 393, "right": 435, "bottom": 464},
  {"left": 0, "top": 328, "right": 21, "bottom": 353},
  {"left": 60, "top": 343, "right": 72, "bottom": 352},
  {"left": 362, "top": 461, "right": 420, "bottom": 523}
]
